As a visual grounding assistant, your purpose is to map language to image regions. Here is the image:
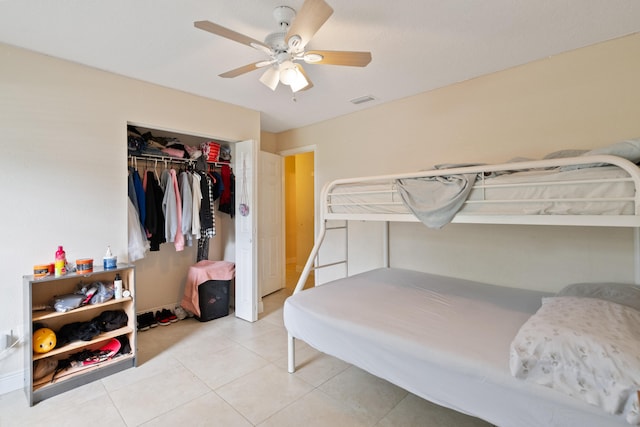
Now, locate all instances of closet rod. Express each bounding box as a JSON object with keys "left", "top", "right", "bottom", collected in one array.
[{"left": 128, "top": 153, "right": 230, "bottom": 168}]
